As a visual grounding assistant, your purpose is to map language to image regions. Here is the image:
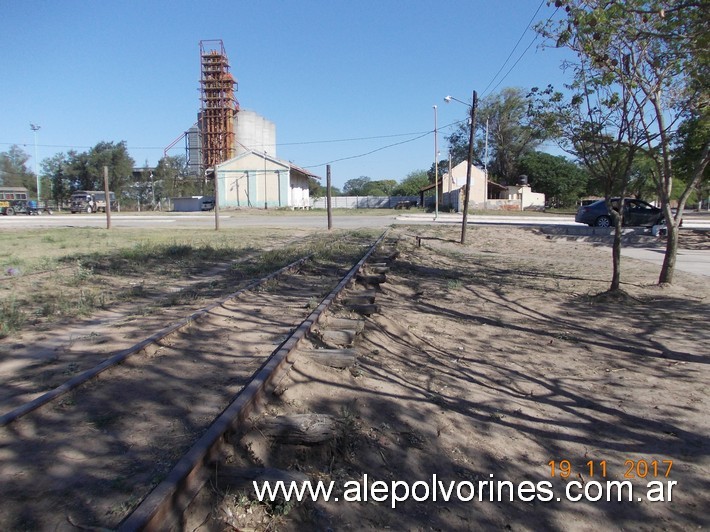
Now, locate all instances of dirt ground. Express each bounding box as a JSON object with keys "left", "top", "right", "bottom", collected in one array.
[
  {"left": 1, "top": 225, "right": 708, "bottom": 530},
  {"left": 204, "top": 225, "right": 709, "bottom": 531}
]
